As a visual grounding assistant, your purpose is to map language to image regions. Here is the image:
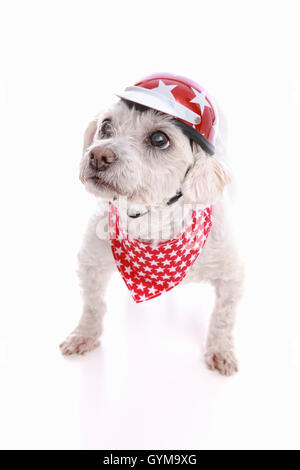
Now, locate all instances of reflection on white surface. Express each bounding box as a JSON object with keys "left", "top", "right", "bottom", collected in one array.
[{"left": 1, "top": 268, "right": 300, "bottom": 449}]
